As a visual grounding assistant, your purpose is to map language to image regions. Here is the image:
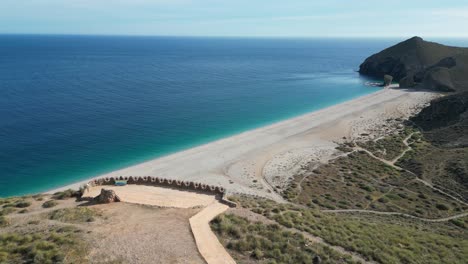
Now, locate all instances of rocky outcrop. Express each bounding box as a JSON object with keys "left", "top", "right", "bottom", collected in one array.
[
  {"left": 412, "top": 92, "right": 468, "bottom": 147},
  {"left": 94, "top": 189, "right": 121, "bottom": 203},
  {"left": 383, "top": 75, "right": 393, "bottom": 86},
  {"left": 399, "top": 74, "right": 416, "bottom": 88},
  {"left": 359, "top": 36, "right": 468, "bottom": 92},
  {"left": 423, "top": 67, "right": 455, "bottom": 92}
]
